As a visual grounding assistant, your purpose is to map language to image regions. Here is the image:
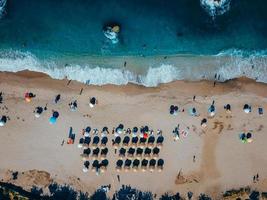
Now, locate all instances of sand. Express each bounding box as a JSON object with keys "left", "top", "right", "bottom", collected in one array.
[{"left": 0, "top": 70, "right": 267, "bottom": 199}]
